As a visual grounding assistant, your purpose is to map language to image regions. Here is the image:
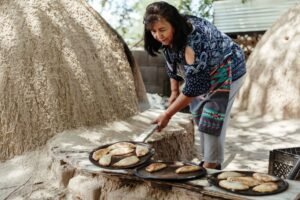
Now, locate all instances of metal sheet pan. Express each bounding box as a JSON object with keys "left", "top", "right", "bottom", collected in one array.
[
  {"left": 208, "top": 171, "right": 289, "bottom": 196},
  {"left": 89, "top": 141, "right": 155, "bottom": 169},
  {"left": 134, "top": 161, "right": 207, "bottom": 181}
]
